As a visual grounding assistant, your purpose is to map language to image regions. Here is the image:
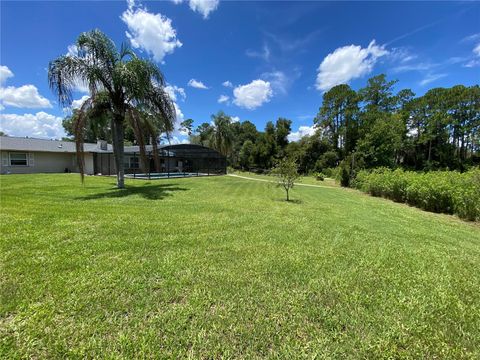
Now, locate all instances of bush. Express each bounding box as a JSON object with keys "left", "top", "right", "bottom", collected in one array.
[
  {"left": 353, "top": 168, "right": 480, "bottom": 221},
  {"left": 314, "top": 172, "right": 325, "bottom": 181},
  {"left": 322, "top": 167, "right": 337, "bottom": 178},
  {"left": 339, "top": 161, "right": 351, "bottom": 187}
]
